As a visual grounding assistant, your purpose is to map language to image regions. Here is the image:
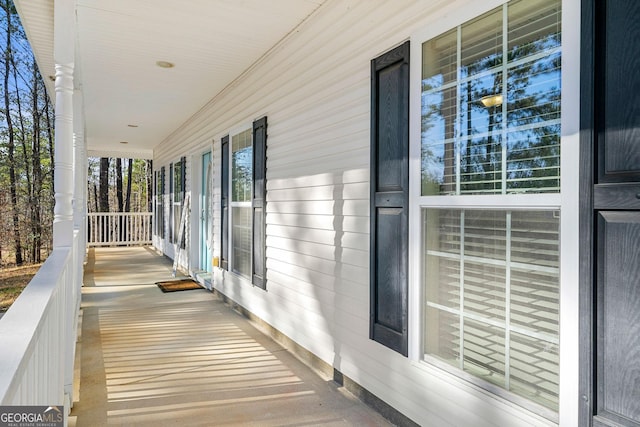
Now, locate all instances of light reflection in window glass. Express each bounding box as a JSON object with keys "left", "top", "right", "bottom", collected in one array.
[{"left": 421, "top": 0, "right": 561, "bottom": 196}]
